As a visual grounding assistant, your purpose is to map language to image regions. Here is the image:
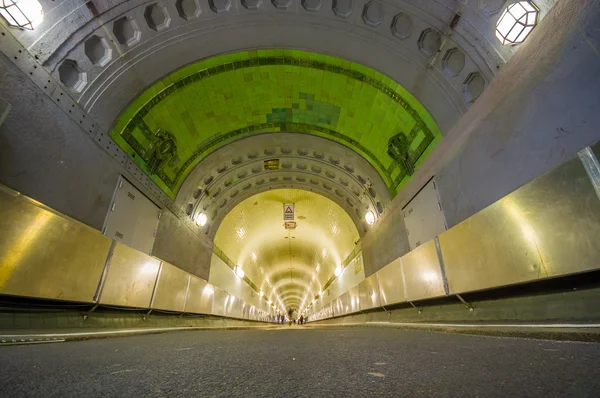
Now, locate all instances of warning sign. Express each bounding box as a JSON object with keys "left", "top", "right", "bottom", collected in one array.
[
  {"left": 283, "top": 203, "right": 294, "bottom": 221},
  {"left": 284, "top": 221, "right": 297, "bottom": 229}
]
